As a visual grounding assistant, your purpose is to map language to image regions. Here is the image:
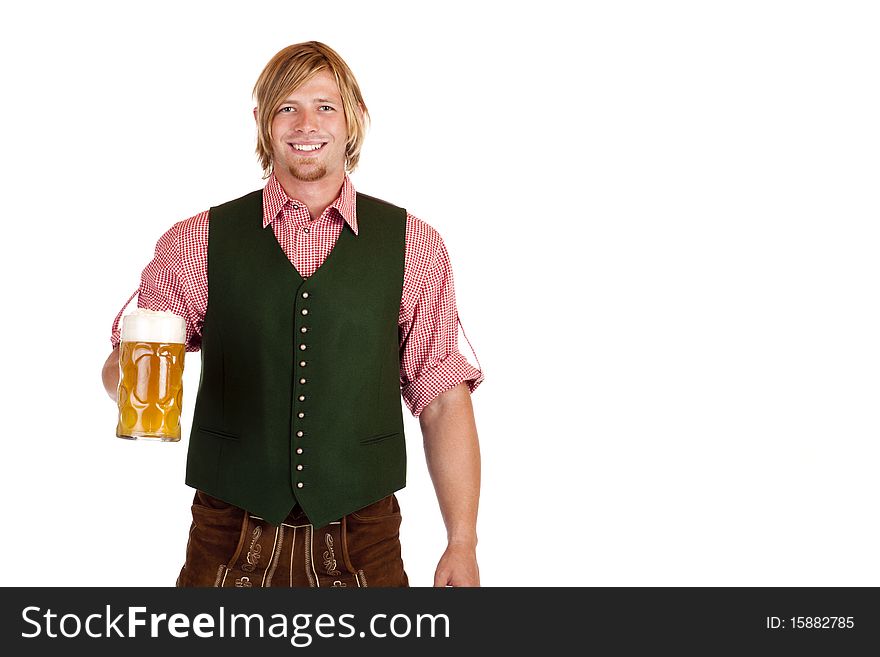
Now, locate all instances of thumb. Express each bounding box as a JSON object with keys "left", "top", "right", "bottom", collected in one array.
[{"left": 434, "top": 566, "right": 451, "bottom": 587}]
